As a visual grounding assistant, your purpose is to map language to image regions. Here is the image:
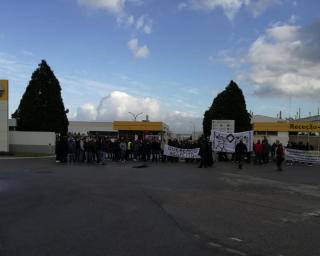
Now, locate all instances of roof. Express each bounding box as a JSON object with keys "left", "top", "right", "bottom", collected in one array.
[
  {"left": 296, "top": 115, "right": 320, "bottom": 122},
  {"left": 251, "top": 115, "right": 283, "bottom": 124},
  {"left": 113, "top": 121, "right": 167, "bottom": 132}
]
